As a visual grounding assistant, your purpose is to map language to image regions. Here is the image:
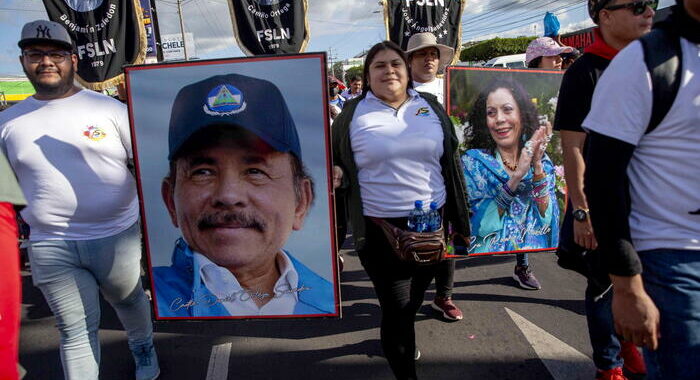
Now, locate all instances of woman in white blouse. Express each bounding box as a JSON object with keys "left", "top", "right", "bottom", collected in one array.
[{"left": 332, "top": 41, "right": 470, "bottom": 380}]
